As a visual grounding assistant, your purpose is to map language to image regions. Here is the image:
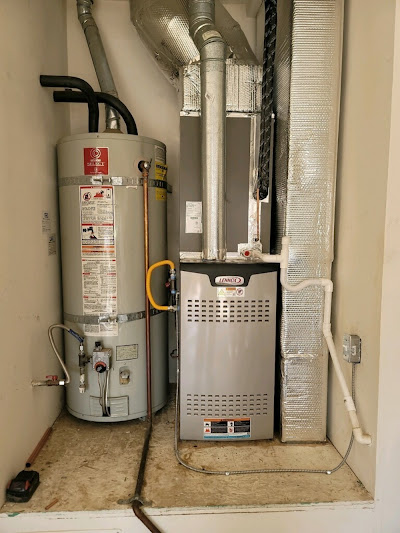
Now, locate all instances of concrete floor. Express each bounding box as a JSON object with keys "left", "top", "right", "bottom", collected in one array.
[{"left": 1, "top": 392, "right": 372, "bottom": 514}]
